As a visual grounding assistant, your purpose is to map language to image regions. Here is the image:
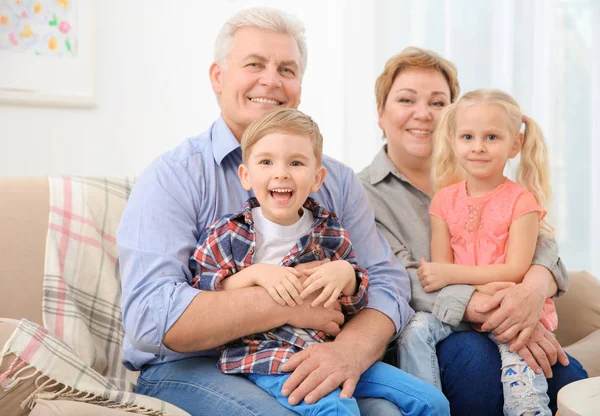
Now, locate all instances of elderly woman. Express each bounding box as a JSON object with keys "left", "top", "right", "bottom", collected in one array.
[{"left": 358, "top": 47, "right": 588, "bottom": 415}]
